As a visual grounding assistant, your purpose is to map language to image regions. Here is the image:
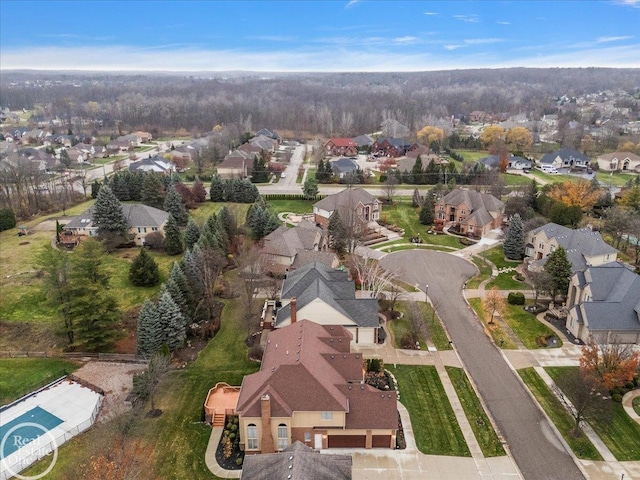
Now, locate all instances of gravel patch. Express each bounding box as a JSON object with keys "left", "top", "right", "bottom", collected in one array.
[{"left": 73, "top": 361, "right": 146, "bottom": 422}]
